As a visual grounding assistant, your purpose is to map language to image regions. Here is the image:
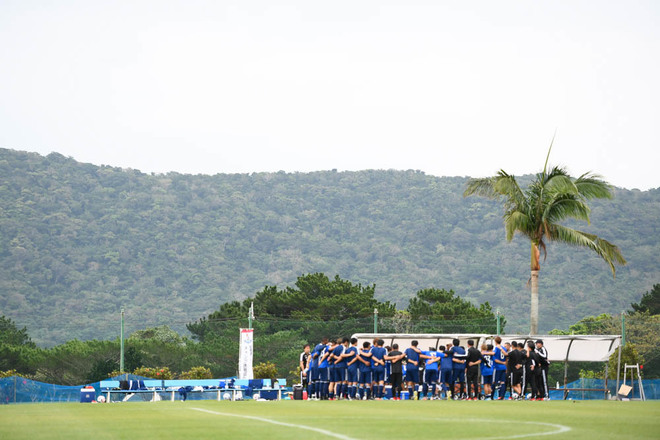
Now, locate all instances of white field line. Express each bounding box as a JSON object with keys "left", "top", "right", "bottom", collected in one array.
[
  {"left": 190, "top": 408, "right": 571, "bottom": 440},
  {"left": 190, "top": 407, "right": 358, "bottom": 440}
]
